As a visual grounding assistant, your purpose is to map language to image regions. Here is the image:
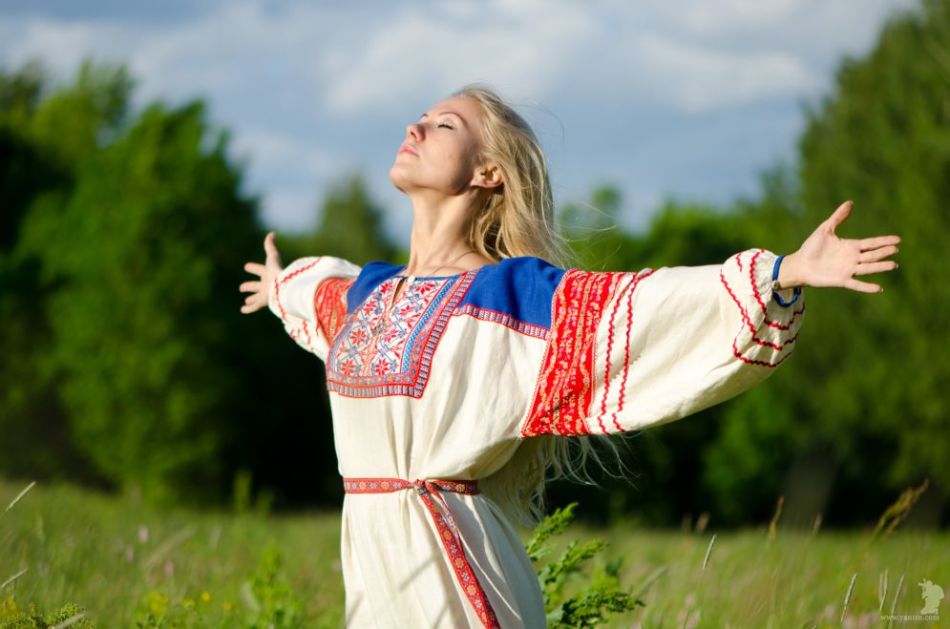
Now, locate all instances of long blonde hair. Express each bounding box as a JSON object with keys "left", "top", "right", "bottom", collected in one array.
[{"left": 454, "top": 84, "right": 637, "bottom": 530}]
